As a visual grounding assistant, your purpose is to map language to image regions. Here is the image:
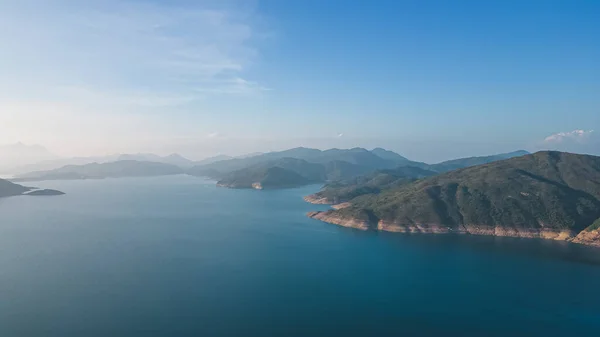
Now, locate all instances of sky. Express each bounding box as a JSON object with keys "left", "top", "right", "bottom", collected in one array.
[{"left": 0, "top": 0, "right": 599, "bottom": 162}]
